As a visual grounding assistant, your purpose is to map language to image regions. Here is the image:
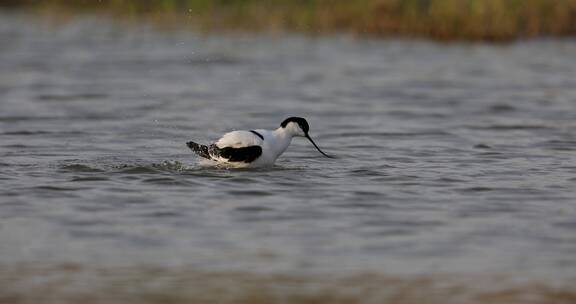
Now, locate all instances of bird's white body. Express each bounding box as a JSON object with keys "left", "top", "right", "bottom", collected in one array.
[
  {"left": 212, "top": 128, "right": 294, "bottom": 167},
  {"left": 187, "top": 117, "right": 331, "bottom": 168}
]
